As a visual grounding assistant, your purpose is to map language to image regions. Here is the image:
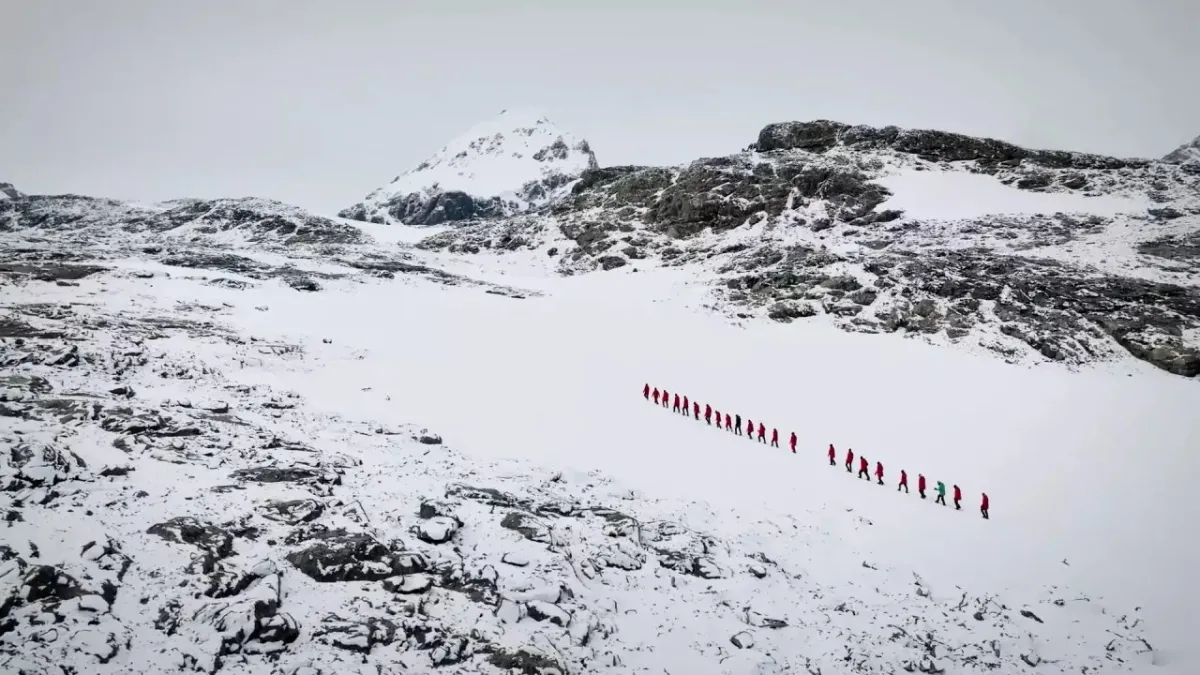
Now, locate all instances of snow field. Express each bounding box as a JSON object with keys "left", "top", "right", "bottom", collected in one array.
[{"left": 118, "top": 260, "right": 1194, "bottom": 669}]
